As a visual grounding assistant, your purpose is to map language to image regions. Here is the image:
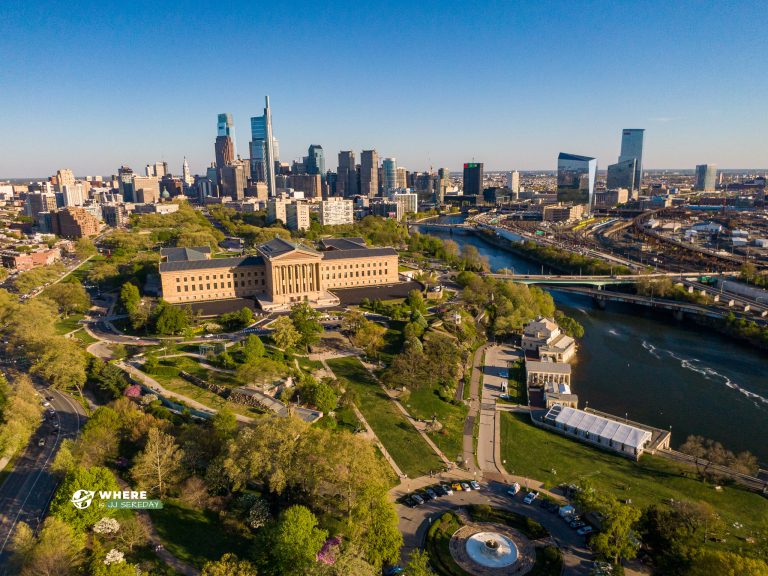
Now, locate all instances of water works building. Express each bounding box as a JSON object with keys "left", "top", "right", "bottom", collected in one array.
[{"left": 158, "top": 237, "right": 399, "bottom": 310}]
